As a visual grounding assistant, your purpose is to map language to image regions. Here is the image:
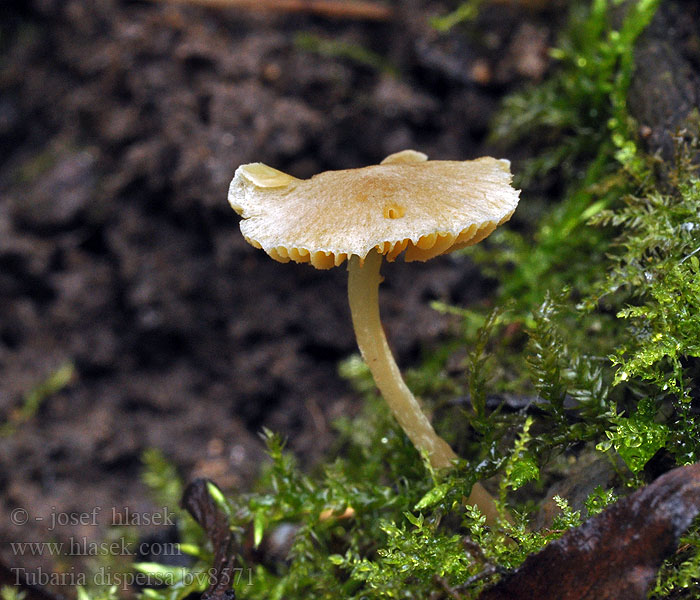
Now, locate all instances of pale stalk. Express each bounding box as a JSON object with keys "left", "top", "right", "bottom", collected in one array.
[{"left": 347, "top": 249, "right": 502, "bottom": 524}]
